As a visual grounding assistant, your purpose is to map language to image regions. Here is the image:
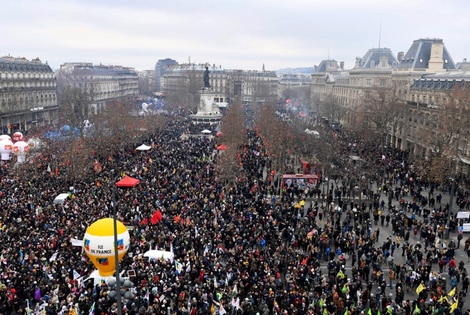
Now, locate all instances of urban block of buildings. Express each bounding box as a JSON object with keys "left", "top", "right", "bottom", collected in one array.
[
  {"left": 2, "top": 37, "right": 470, "bottom": 176},
  {"left": 0, "top": 56, "right": 58, "bottom": 133}
]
